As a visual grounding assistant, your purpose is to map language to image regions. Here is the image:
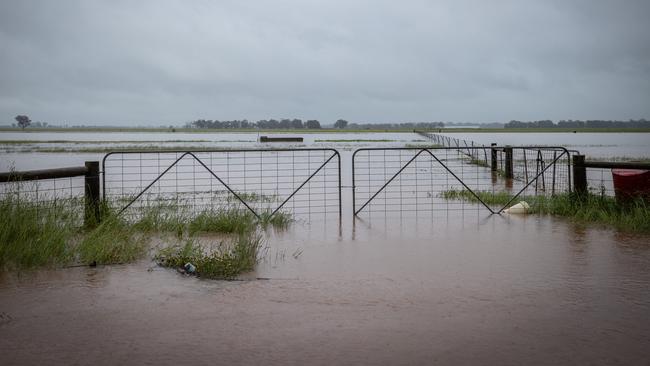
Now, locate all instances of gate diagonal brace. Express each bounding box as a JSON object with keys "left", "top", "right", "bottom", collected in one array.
[
  {"left": 354, "top": 149, "right": 496, "bottom": 215},
  {"left": 271, "top": 152, "right": 338, "bottom": 216},
  {"left": 112, "top": 151, "right": 339, "bottom": 220},
  {"left": 116, "top": 152, "right": 260, "bottom": 218}
]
